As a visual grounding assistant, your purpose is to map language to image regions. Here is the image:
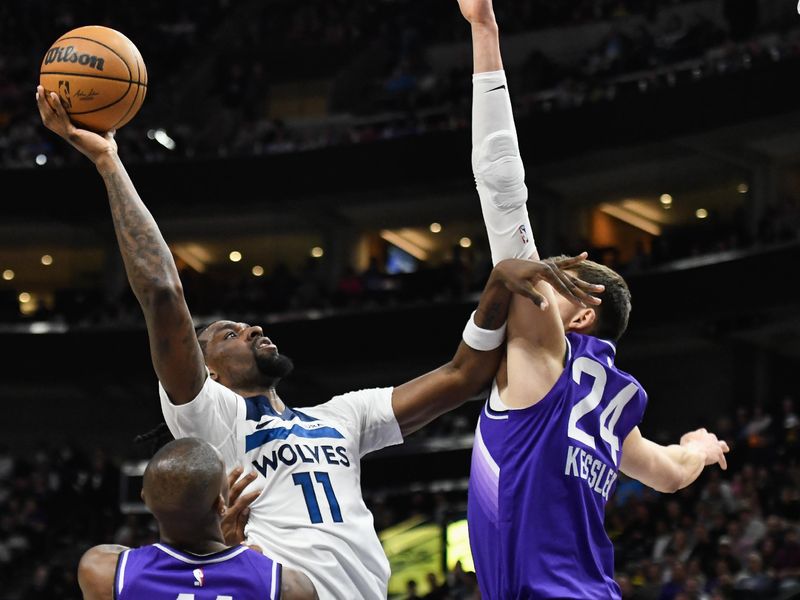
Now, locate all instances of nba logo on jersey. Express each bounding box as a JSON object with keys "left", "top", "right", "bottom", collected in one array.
[
  {"left": 193, "top": 568, "right": 204, "bottom": 587},
  {"left": 518, "top": 224, "right": 529, "bottom": 244}
]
